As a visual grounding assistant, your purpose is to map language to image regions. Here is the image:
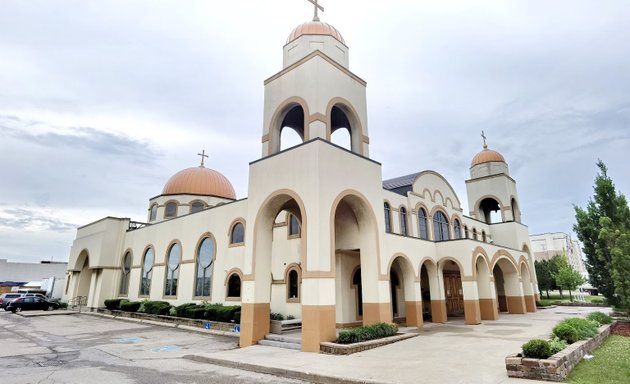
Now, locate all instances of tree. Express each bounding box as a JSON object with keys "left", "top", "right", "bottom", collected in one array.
[
  {"left": 574, "top": 160, "right": 630, "bottom": 306},
  {"left": 599, "top": 216, "right": 630, "bottom": 315},
  {"left": 554, "top": 256, "right": 585, "bottom": 302},
  {"left": 535, "top": 259, "right": 554, "bottom": 299}
]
